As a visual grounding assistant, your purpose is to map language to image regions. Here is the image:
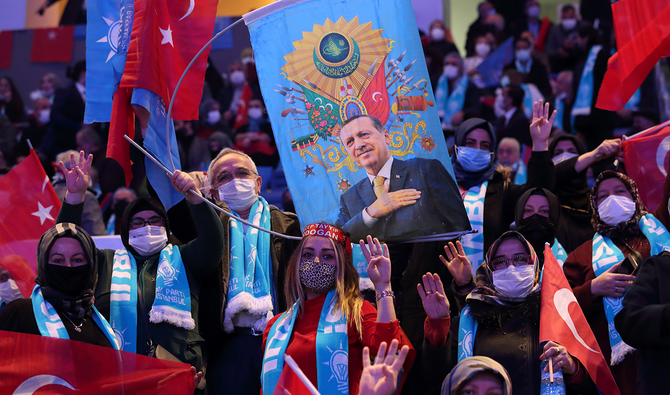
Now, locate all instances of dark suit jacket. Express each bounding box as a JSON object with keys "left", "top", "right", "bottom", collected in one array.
[
  {"left": 336, "top": 157, "right": 470, "bottom": 242},
  {"left": 503, "top": 59, "right": 552, "bottom": 97},
  {"left": 50, "top": 84, "right": 85, "bottom": 153},
  {"left": 495, "top": 108, "right": 531, "bottom": 147}
]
